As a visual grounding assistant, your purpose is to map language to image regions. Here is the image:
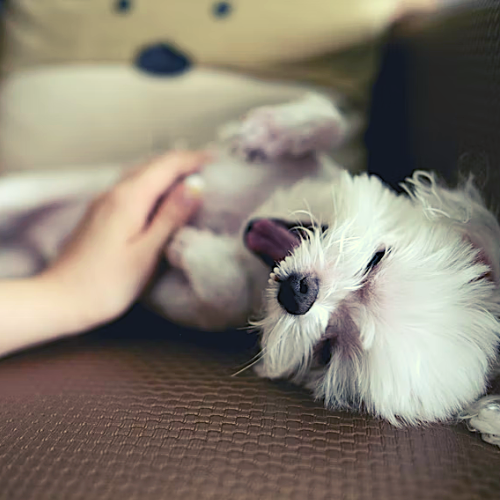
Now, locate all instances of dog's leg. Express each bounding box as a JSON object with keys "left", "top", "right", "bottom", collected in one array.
[
  {"left": 0, "top": 245, "right": 44, "bottom": 279},
  {"left": 0, "top": 166, "right": 123, "bottom": 278},
  {"left": 0, "top": 165, "right": 122, "bottom": 215},
  {"left": 221, "top": 93, "right": 349, "bottom": 161},
  {"left": 462, "top": 395, "right": 500, "bottom": 447},
  {"left": 151, "top": 227, "right": 252, "bottom": 330},
  {"left": 147, "top": 268, "right": 239, "bottom": 332}
]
